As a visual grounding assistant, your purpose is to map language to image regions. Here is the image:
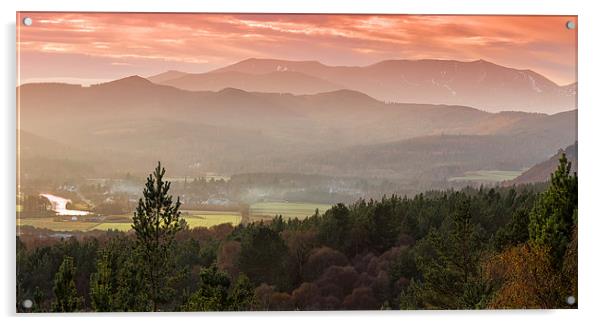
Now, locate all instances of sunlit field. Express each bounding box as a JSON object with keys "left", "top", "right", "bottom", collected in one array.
[
  {"left": 18, "top": 217, "right": 101, "bottom": 232},
  {"left": 448, "top": 170, "right": 524, "bottom": 183},
  {"left": 180, "top": 211, "right": 242, "bottom": 228},
  {"left": 250, "top": 202, "right": 333, "bottom": 220},
  {"left": 90, "top": 222, "right": 132, "bottom": 231},
  {"left": 19, "top": 210, "right": 242, "bottom": 232}
]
